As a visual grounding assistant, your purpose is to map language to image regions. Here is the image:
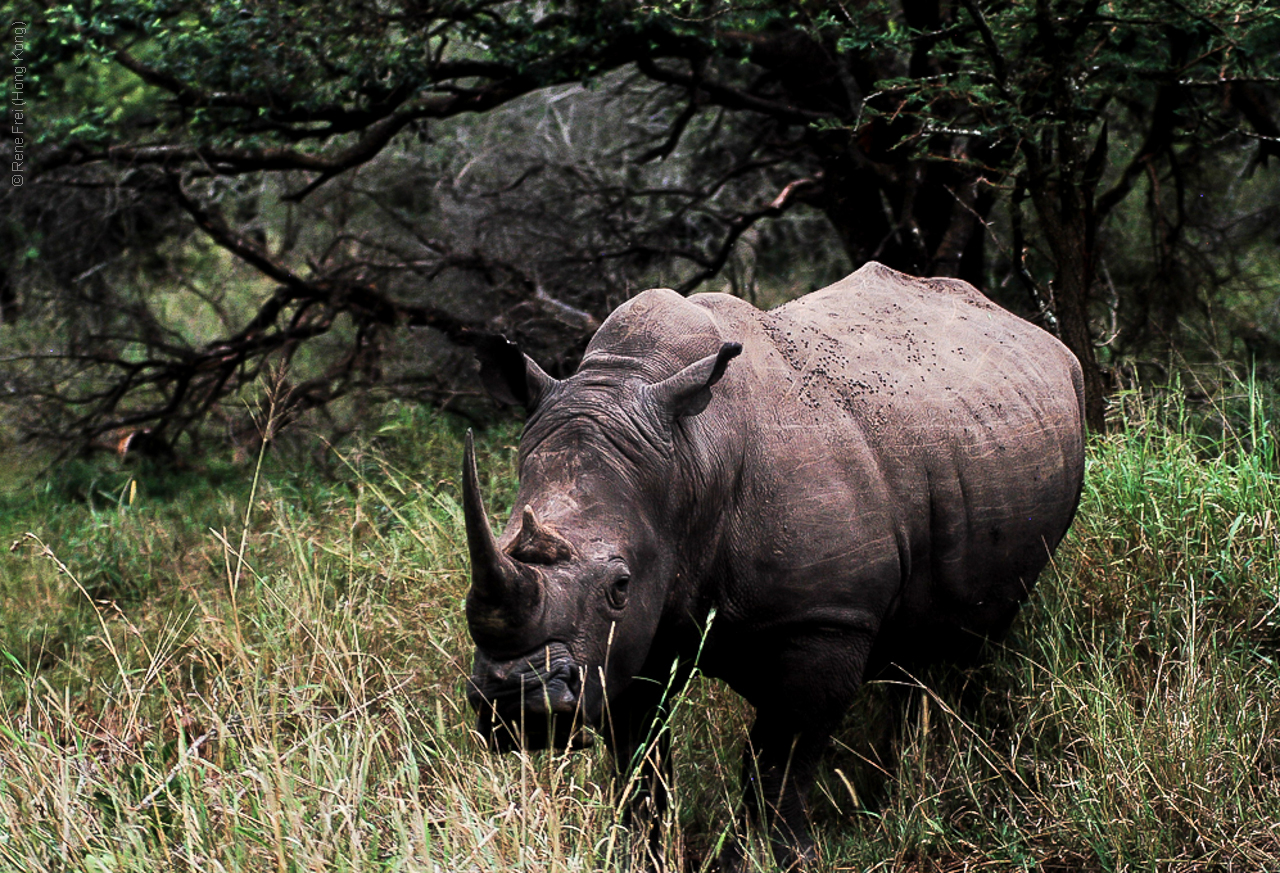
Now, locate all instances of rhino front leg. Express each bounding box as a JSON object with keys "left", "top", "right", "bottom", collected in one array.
[
  {"left": 603, "top": 675, "right": 690, "bottom": 872},
  {"left": 718, "top": 628, "right": 873, "bottom": 871},
  {"left": 719, "top": 712, "right": 834, "bottom": 871}
]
